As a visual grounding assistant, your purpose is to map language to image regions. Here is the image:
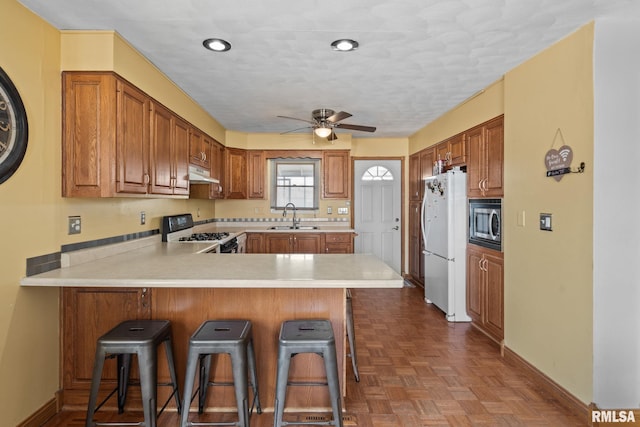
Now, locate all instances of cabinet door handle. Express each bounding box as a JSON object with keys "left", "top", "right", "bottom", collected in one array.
[{"left": 141, "top": 287, "right": 148, "bottom": 309}]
